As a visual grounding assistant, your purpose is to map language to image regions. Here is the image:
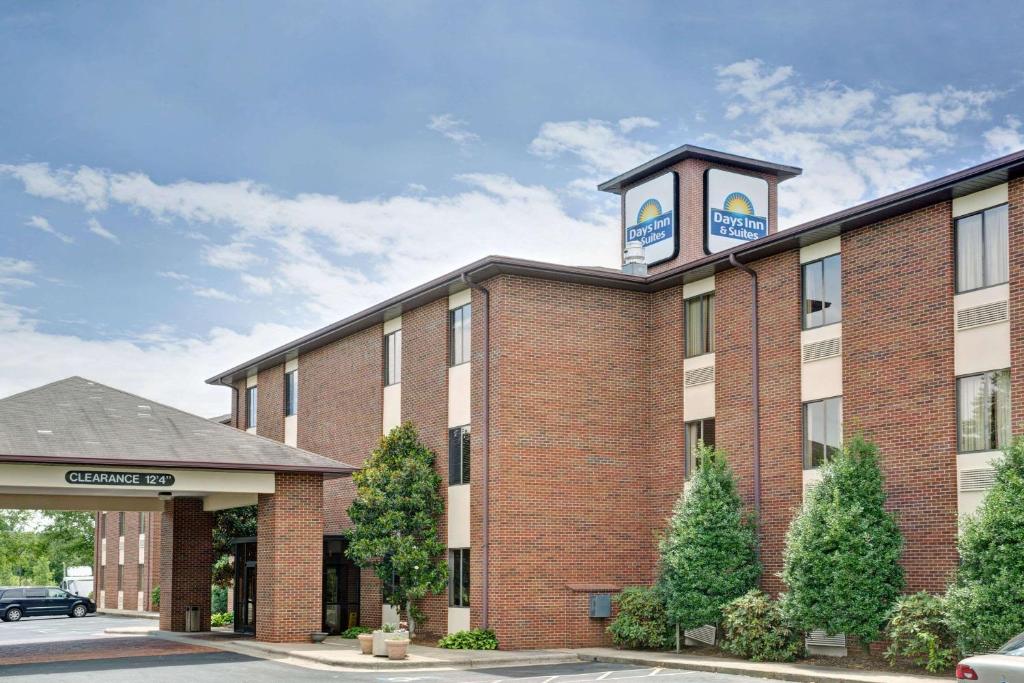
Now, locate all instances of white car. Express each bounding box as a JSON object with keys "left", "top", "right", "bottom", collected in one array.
[{"left": 957, "top": 632, "right": 1024, "bottom": 681}]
